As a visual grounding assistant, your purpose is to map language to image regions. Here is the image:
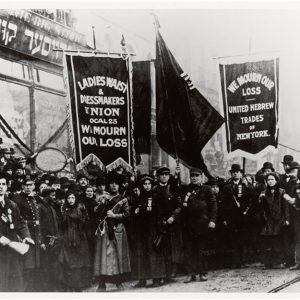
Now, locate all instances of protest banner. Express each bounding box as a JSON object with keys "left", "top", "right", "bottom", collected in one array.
[
  {"left": 219, "top": 58, "right": 279, "bottom": 155},
  {"left": 64, "top": 54, "right": 134, "bottom": 172}
]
